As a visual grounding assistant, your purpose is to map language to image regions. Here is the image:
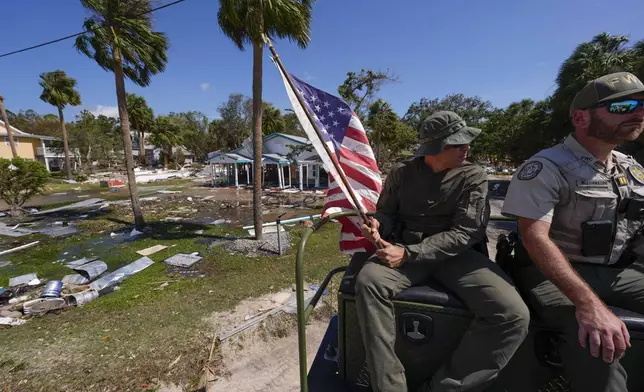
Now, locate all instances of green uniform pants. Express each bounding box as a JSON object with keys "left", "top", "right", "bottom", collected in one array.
[
  {"left": 514, "top": 259, "right": 644, "bottom": 392},
  {"left": 354, "top": 249, "right": 530, "bottom": 392}
]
